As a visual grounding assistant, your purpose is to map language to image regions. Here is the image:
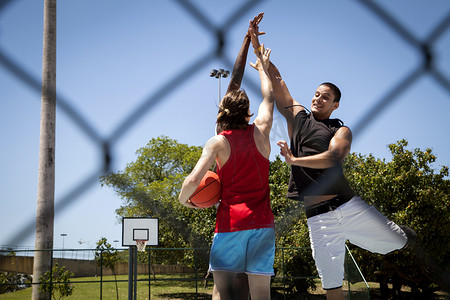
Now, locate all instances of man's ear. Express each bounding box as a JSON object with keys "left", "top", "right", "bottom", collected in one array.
[{"left": 333, "top": 101, "right": 340, "bottom": 110}]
